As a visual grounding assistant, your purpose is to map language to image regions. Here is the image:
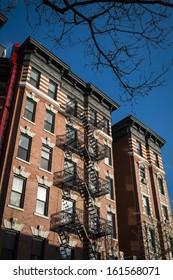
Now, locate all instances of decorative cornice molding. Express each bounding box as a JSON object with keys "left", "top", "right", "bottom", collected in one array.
[
  {"left": 13, "top": 166, "right": 30, "bottom": 178},
  {"left": 41, "top": 137, "right": 55, "bottom": 148},
  {"left": 30, "top": 225, "right": 50, "bottom": 238},
  {"left": 36, "top": 175, "right": 53, "bottom": 187},
  {"left": 26, "top": 90, "right": 40, "bottom": 102},
  {"left": 4, "top": 218, "right": 24, "bottom": 232},
  {"left": 20, "top": 126, "right": 35, "bottom": 137},
  {"left": 45, "top": 103, "right": 57, "bottom": 114}
]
